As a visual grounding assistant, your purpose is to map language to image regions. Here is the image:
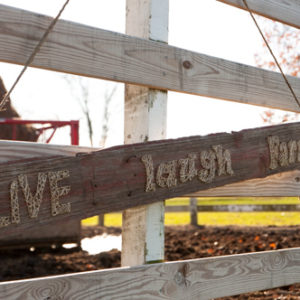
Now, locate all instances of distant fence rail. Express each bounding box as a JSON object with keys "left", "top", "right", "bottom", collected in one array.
[
  {"left": 166, "top": 204, "right": 300, "bottom": 213},
  {"left": 165, "top": 198, "right": 300, "bottom": 226}
]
